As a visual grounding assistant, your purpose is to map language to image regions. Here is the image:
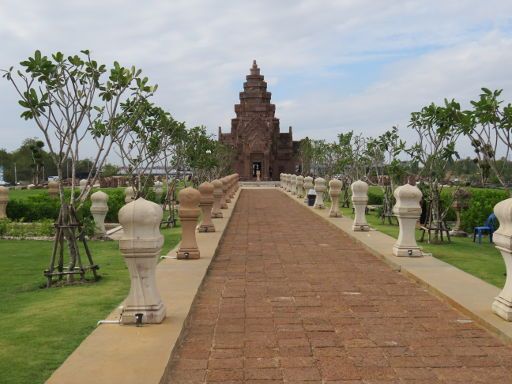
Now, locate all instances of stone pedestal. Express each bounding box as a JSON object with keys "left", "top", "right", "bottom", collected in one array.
[
  {"left": 220, "top": 178, "right": 229, "bottom": 209},
  {"left": 296, "top": 176, "right": 304, "bottom": 198},
  {"left": 314, "top": 177, "right": 326, "bottom": 209},
  {"left": 291, "top": 175, "right": 297, "bottom": 195},
  {"left": 177, "top": 187, "right": 201, "bottom": 259},
  {"left": 392, "top": 184, "right": 422, "bottom": 257},
  {"left": 198, "top": 182, "right": 215, "bottom": 232},
  {"left": 303, "top": 177, "right": 313, "bottom": 203},
  {"left": 118, "top": 198, "right": 165, "bottom": 324},
  {"left": 79, "top": 179, "right": 87, "bottom": 193},
  {"left": 351, "top": 180, "right": 370, "bottom": 231},
  {"left": 154, "top": 181, "right": 163, "bottom": 203},
  {"left": 492, "top": 198, "right": 512, "bottom": 320},
  {"left": 328, "top": 179, "right": 343, "bottom": 217},
  {"left": 90, "top": 191, "right": 109, "bottom": 236},
  {"left": 0, "top": 186, "right": 8, "bottom": 219},
  {"left": 125, "top": 186, "right": 135, "bottom": 204},
  {"left": 48, "top": 181, "right": 59, "bottom": 198},
  {"left": 211, "top": 179, "right": 224, "bottom": 218}
]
